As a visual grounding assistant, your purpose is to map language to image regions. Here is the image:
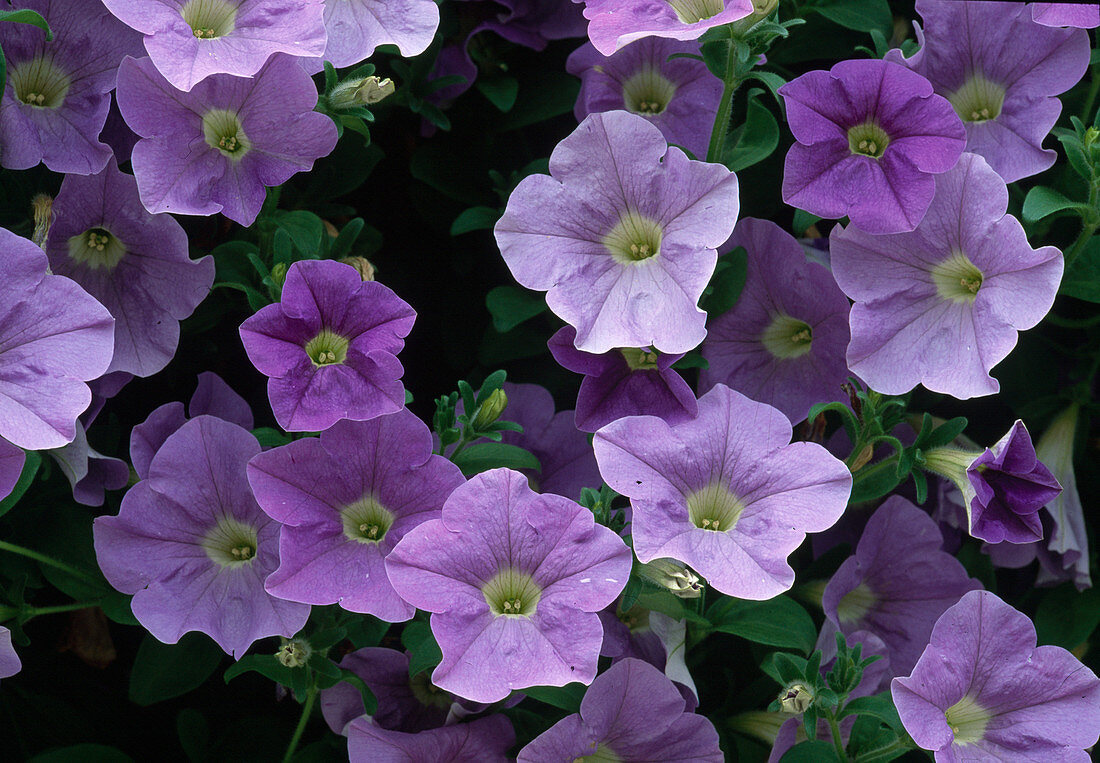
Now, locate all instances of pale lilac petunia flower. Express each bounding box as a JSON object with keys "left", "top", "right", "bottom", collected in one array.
[
  {"left": 246, "top": 410, "right": 464, "bottom": 620},
  {"left": 830, "top": 153, "right": 1063, "bottom": 399},
  {"left": 1031, "top": 2, "right": 1100, "bottom": 28},
  {"left": 566, "top": 37, "right": 722, "bottom": 159},
  {"left": 102, "top": 0, "right": 327, "bottom": 92},
  {"left": 0, "top": 439, "right": 26, "bottom": 503},
  {"left": 0, "top": 0, "right": 142, "bottom": 174},
  {"left": 239, "top": 259, "right": 415, "bottom": 433},
  {"left": 115, "top": 54, "right": 338, "bottom": 226},
  {"left": 47, "top": 157, "right": 214, "bottom": 378},
  {"left": 594, "top": 384, "right": 851, "bottom": 599},
  {"left": 347, "top": 714, "right": 515, "bottom": 763},
  {"left": 780, "top": 58, "right": 966, "bottom": 235},
  {"left": 386, "top": 468, "right": 632, "bottom": 703},
  {"left": 495, "top": 110, "right": 739, "bottom": 354},
  {"left": 50, "top": 421, "right": 130, "bottom": 507},
  {"left": 892, "top": 590, "right": 1100, "bottom": 761},
  {"left": 579, "top": 0, "right": 753, "bottom": 56},
  {"left": 1034, "top": 405, "right": 1090, "bottom": 589},
  {"left": 887, "top": 0, "right": 1090, "bottom": 183},
  {"left": 93, "top": 416, "right": 311, "bottom": 657},
  {"left": 599, "top": 605, "right": 698, "bottom": 705},
  {"left": 301, "top": 0, "right": 439, "bottom": 72},
  {"left": 0, "top": 626, "right": 19, "bottom": 683},
  {"left": 699, "top": 217, "right": 850, "bottom": 424}
]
